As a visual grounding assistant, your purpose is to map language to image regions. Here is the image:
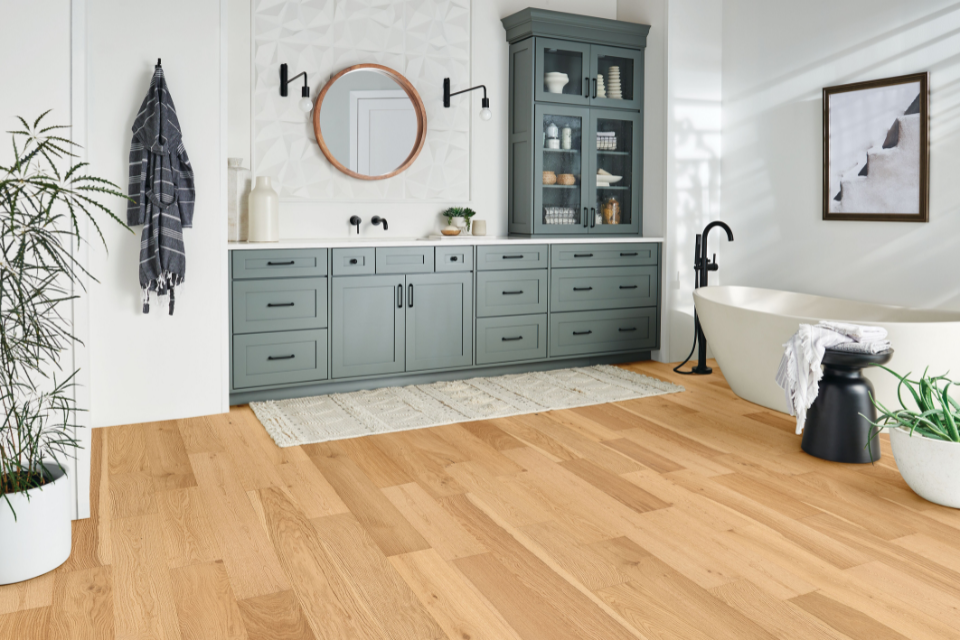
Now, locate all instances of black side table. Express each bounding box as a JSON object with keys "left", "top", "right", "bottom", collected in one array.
[{"left": 801, "top": 348, "right": 893, "bottom": 464}]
